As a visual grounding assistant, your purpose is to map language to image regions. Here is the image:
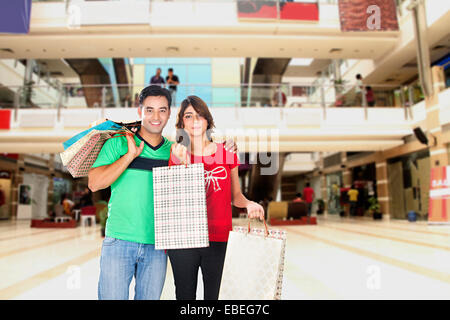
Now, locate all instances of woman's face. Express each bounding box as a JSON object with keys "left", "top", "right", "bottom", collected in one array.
[{"left": 181, "top": 105, "right": 208, "bottom": 138}]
